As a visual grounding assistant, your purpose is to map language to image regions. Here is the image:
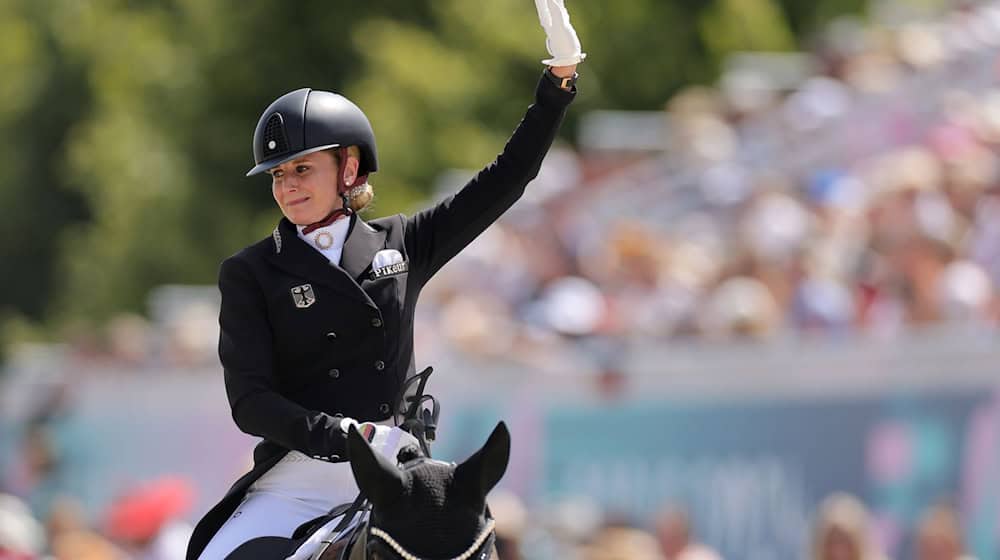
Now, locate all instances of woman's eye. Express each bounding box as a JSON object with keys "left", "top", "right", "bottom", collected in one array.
[
  {"left": 271, "top": 171, "right": 284, "bottom": 178},
  {"left": 296, "top": 165, "right": 309, "bottom": 173}
]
